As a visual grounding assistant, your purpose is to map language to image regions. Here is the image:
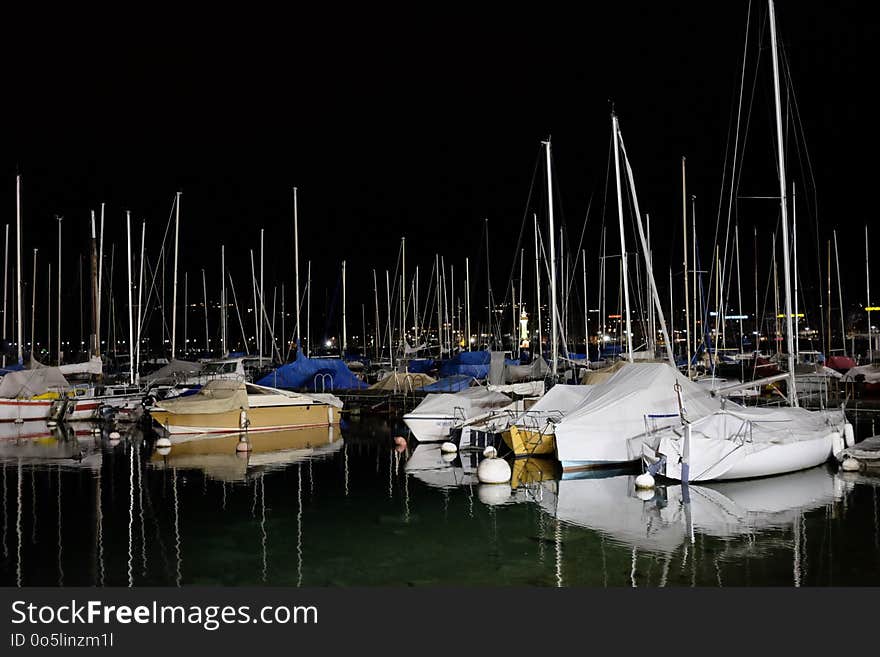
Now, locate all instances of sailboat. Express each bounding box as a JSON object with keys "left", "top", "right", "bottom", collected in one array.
[{"left": 641, "top": 0, "right": 851, "bottom": 482}]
